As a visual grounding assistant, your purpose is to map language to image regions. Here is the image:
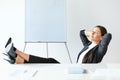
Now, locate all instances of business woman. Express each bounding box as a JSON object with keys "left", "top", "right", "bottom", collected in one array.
[
  {"left": 77, "top": 25, "right": 112, "bottom": 63},
  {"left": 4, "top": 25, "right": 112, "bottom": 64}
]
